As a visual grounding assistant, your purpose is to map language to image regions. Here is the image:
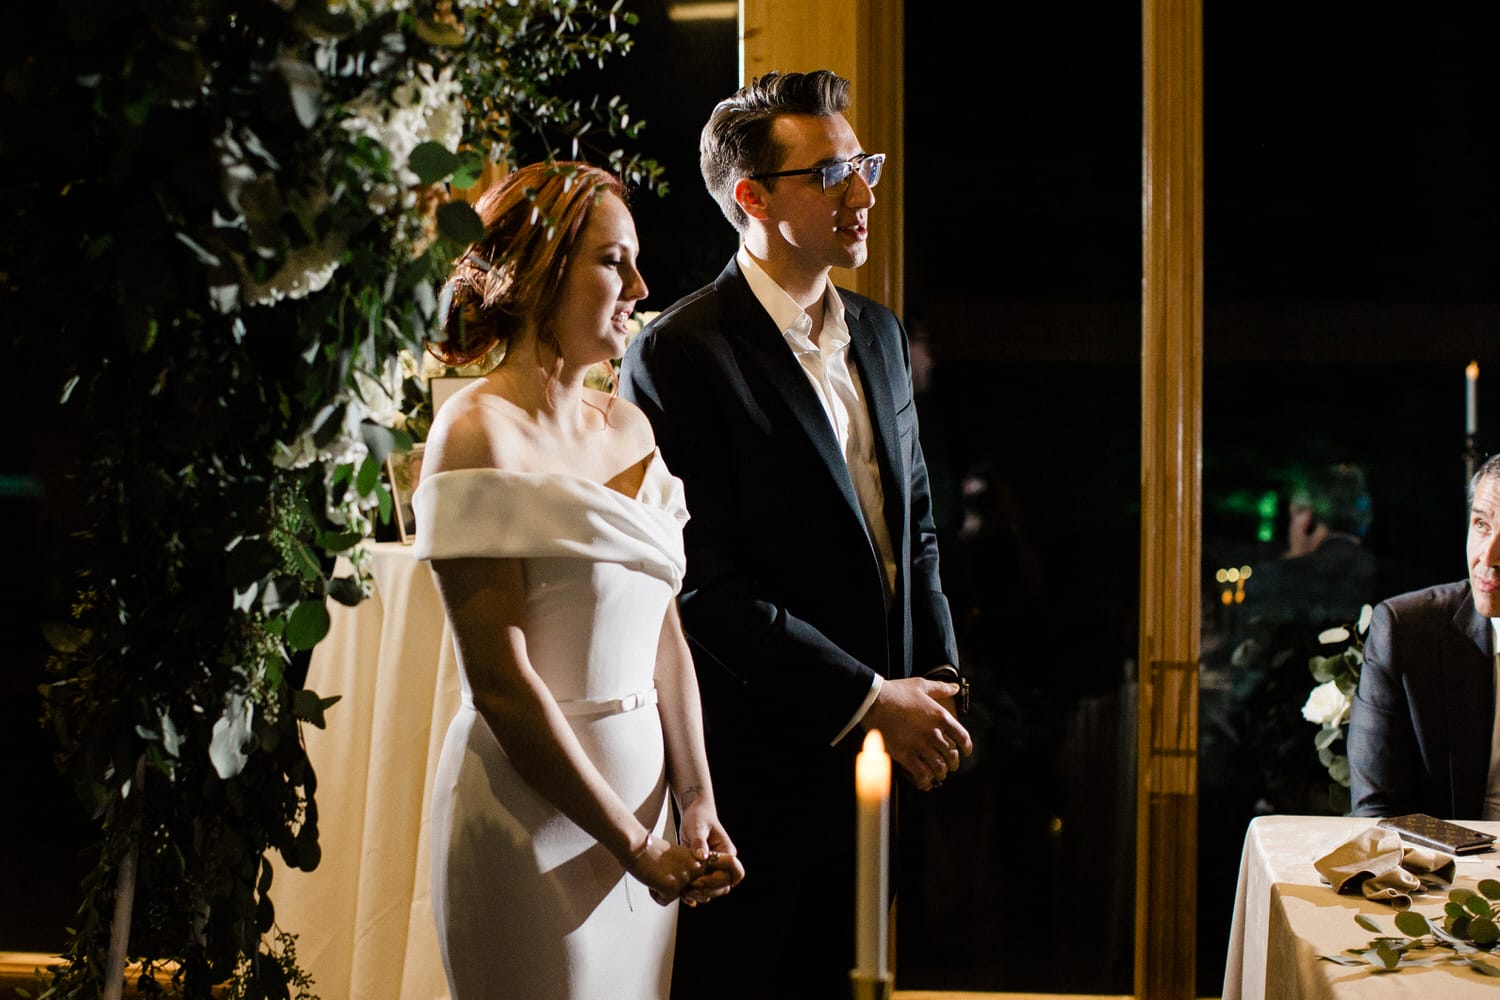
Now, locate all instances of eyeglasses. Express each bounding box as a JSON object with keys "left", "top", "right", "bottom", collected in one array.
[{"left": 748, "top": 152, "right": 885, "bottom": 193}]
